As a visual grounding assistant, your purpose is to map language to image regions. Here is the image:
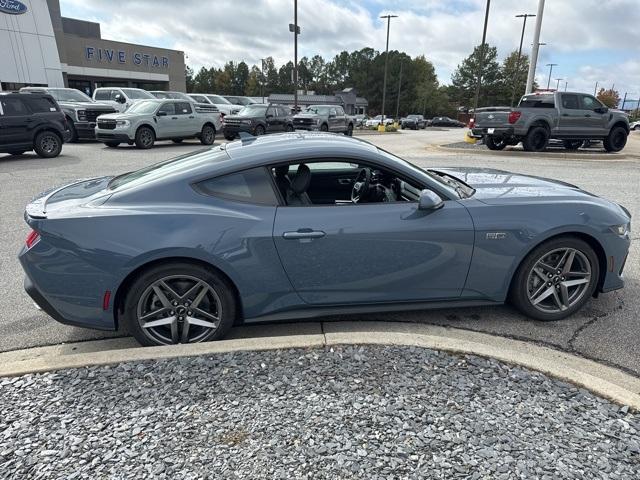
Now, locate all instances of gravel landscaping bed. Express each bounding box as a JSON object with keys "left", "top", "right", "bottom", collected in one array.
[{"left": 1, "top": 345, "right": 639, "bottom": 479}]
